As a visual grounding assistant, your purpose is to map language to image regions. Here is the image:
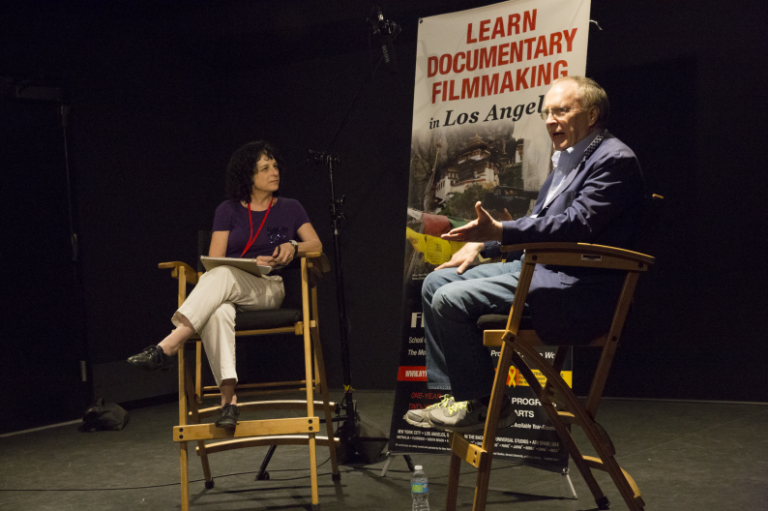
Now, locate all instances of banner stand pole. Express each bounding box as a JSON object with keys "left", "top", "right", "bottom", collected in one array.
[
  {"left": 561, "top": 468, "right": 579, "bottom": 499},
  {"left": 379, "top": 451, "right": 416, "bottom": 477}
]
